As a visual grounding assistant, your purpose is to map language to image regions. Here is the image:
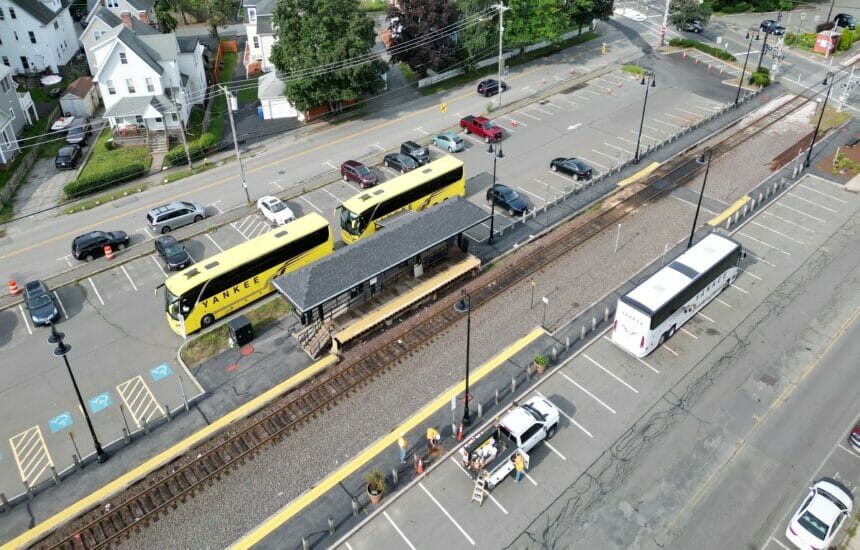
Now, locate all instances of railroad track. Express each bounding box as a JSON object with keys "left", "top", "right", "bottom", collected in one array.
[{"left": 37, "top": 93, "right": 811, "bottom": 550}]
